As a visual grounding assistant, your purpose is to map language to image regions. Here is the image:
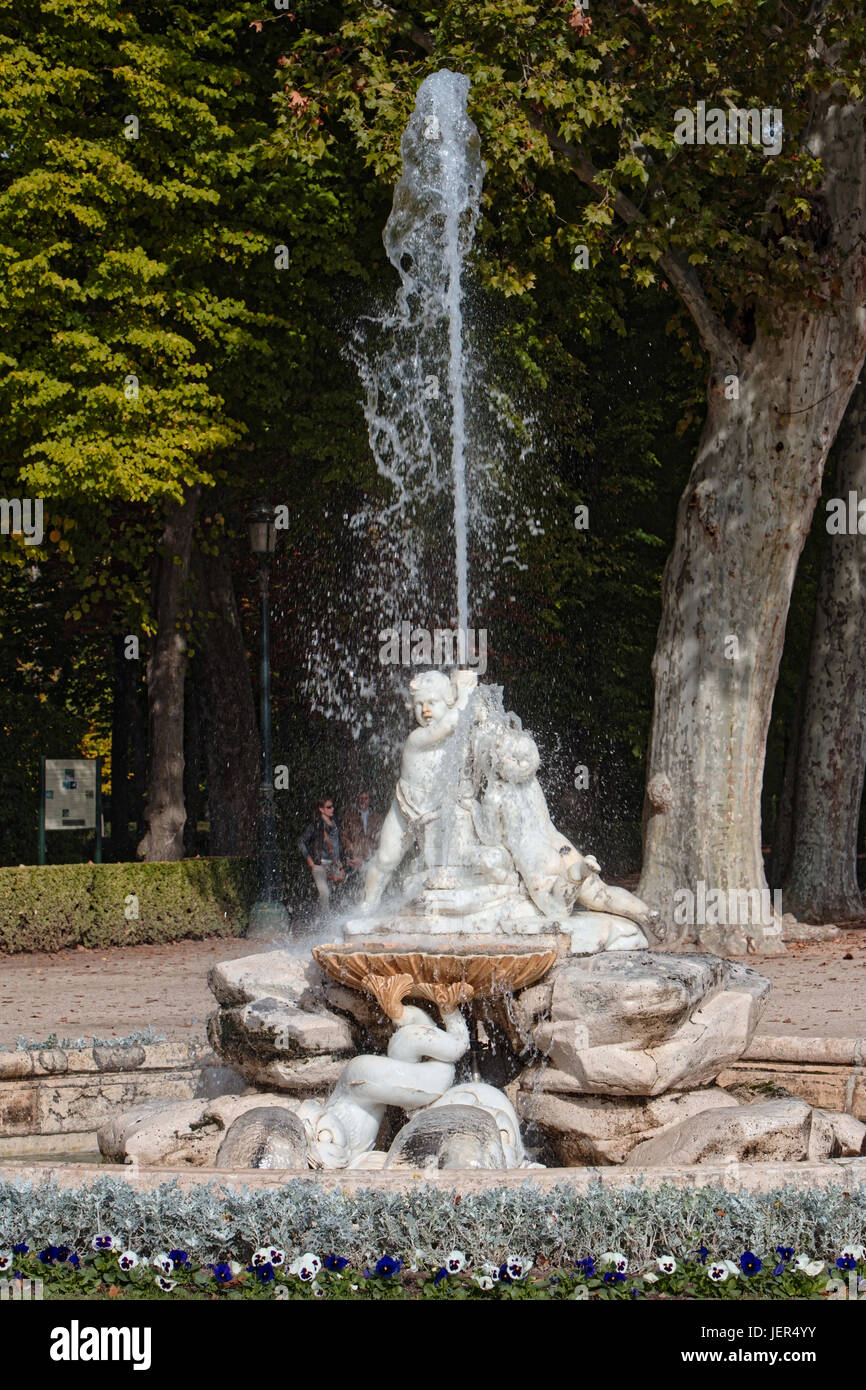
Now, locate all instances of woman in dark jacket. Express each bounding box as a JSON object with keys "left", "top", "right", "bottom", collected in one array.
[{"left": 298, "top": 796, "right": 347, "bottom": 906}]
